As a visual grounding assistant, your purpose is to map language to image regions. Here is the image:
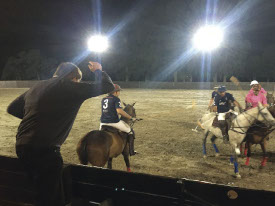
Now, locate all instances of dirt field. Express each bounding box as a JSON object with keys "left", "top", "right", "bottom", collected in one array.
[{"left": 1, "top": 88, "right": 275, "bottom": 192}]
